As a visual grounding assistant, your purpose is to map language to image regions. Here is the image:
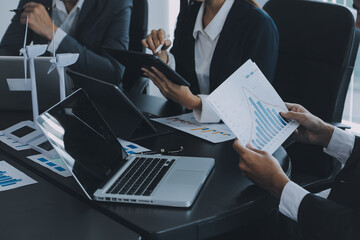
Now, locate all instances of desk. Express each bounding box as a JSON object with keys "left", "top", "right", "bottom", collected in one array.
[
  {"left": 0, "top": 94, "right": 290, "bottom": 240},
  {"left": 0, "top": 153, "right": 140, "bottom": 240}
]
